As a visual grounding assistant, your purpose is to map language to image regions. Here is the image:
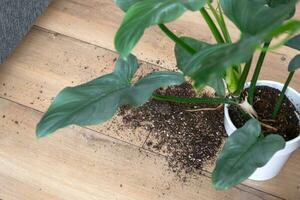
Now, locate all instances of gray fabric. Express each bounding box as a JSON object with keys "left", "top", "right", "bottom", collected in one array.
[{"left": 0, "top": 0, "right": 51, "bottom": 63}]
